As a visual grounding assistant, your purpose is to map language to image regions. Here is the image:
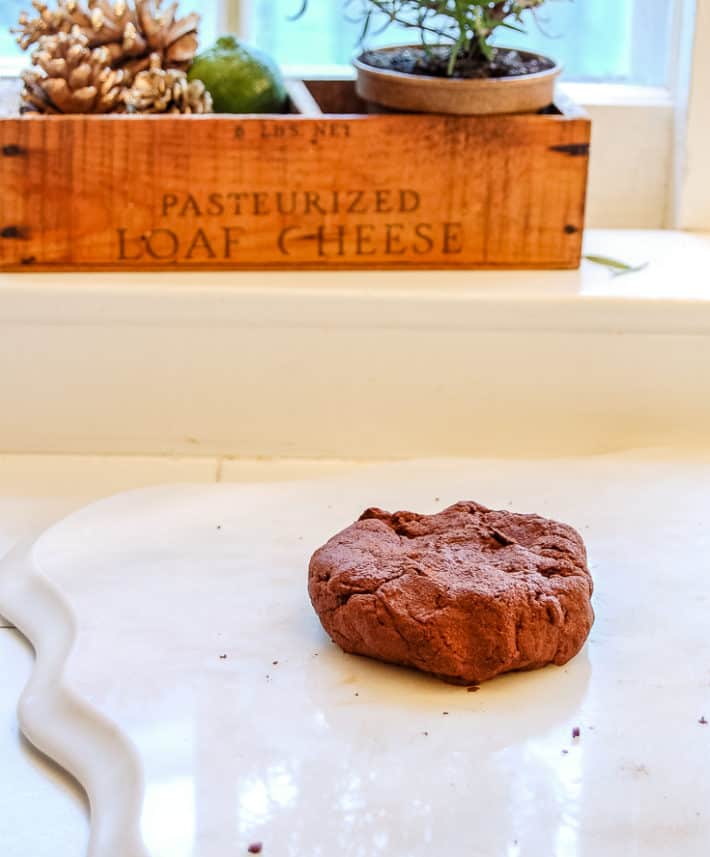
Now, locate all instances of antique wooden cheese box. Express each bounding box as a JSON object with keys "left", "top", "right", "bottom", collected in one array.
[{"left": 0, "top": 78, "right": 590, "bottom": 271}]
